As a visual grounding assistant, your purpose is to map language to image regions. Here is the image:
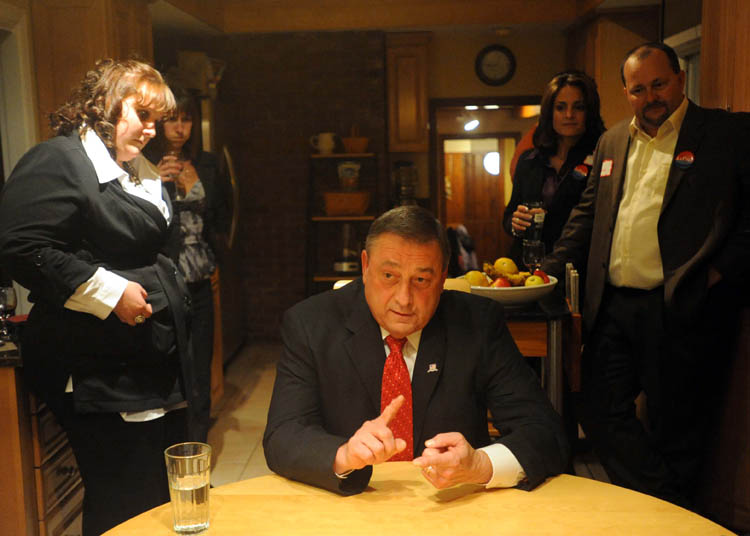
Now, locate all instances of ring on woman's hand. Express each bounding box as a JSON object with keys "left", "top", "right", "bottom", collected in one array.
[
  {"left": 425, "top": 465, "right": 435, "bottom": 475},
  {"left": 134, "top": 314, "right": 146, "bottom": 324}
]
